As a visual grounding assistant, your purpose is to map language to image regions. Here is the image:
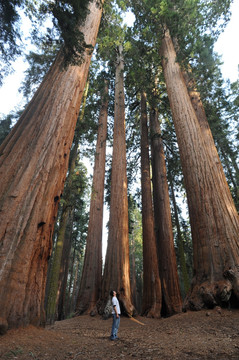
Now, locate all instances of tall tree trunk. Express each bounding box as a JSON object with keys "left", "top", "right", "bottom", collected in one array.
[
  {"left": 100, "top": 45, "right": 135, "bottom": 317},
  {"left": 140, "top": 92, "right": 162, "bottom": 318},
  {"left": 75, "top": 80, "right": 108, "bottom": 316},
  {"left": 169, "top": 178, "right": 190, "bottom": 297},
  {"left": 184, "top": 71, "right": 239, "bottom": 211},
  {"left": 45, "top": 206, "right": 70, "bottom": 324},
  {"left": 0, "top": 0, "right": 103, "bottom": 330},
  {"left": 57, "top": 211, "right": 74, "bottom": 321},
  {"left": 129, "top": 235, "right": 137, "bottom": 311},
  {"left": 150, "top": 108, "right": 182, "bottom": 315},
  {"left": 70, "top": 255, "right": 81, "bottom": 315},
  {"left": 161, "top": 29, "right": 239, "bottom": 310},
  {"left": 66, "top": 241, "right": 78, "bottom": 316}
]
